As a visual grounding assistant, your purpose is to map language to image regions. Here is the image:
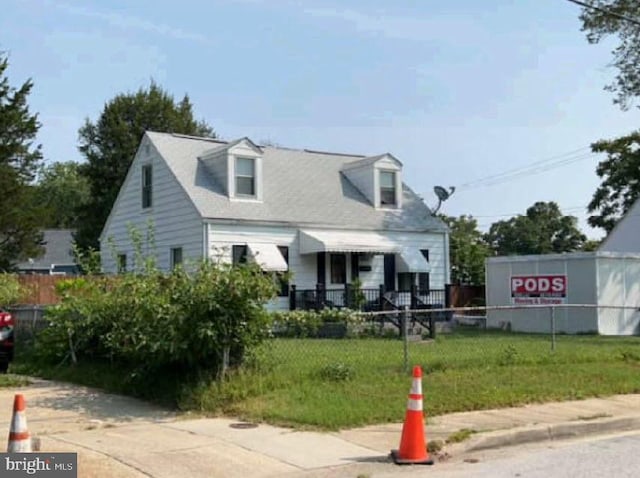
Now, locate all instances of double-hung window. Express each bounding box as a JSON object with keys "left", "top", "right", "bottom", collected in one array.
[
  {"left": 235, "top": 158, "right": 255, "bottom": 196},
  {"left": 379, "top": 171, "right": 396, "bottom": 207}
]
